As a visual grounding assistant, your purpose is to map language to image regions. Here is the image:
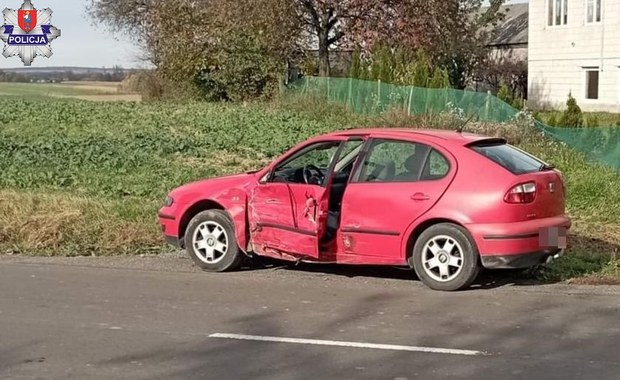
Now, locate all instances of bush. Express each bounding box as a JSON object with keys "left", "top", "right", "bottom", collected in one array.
[
  {"left": 119, "top": 71, "right": 204, "bottom": 101},
  {"left": 428, "top": 67, "right": 451, "bottom": 88},
  {"left": 547, "top": 113, "right": 558, "bottom": 127},
  {"left": 196, "top": 33, "right": 283, "bottom": 101},
  {"left": 349, "top": 46, "right": 362, "bottom": 79},
  {"left": 586, "top": 114, "right": 600, "bottom": 128},
  {"left": 119, "top": 71, "right": 165, "bottom": 100},
  {"left": 412, "top": 51, "right": 431, "bottom": 87},
  {"left": 558, "top": 93, "right": 584, "bottom": 127},
  {"left": 497, "top": 82, "right": 512, "bottom": 104},
  {"left": 511, "top": 97, "right": 524, "bottom": 110},
  {"left": 532, "top": 111, "right": 543, "bottom": 123}
]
